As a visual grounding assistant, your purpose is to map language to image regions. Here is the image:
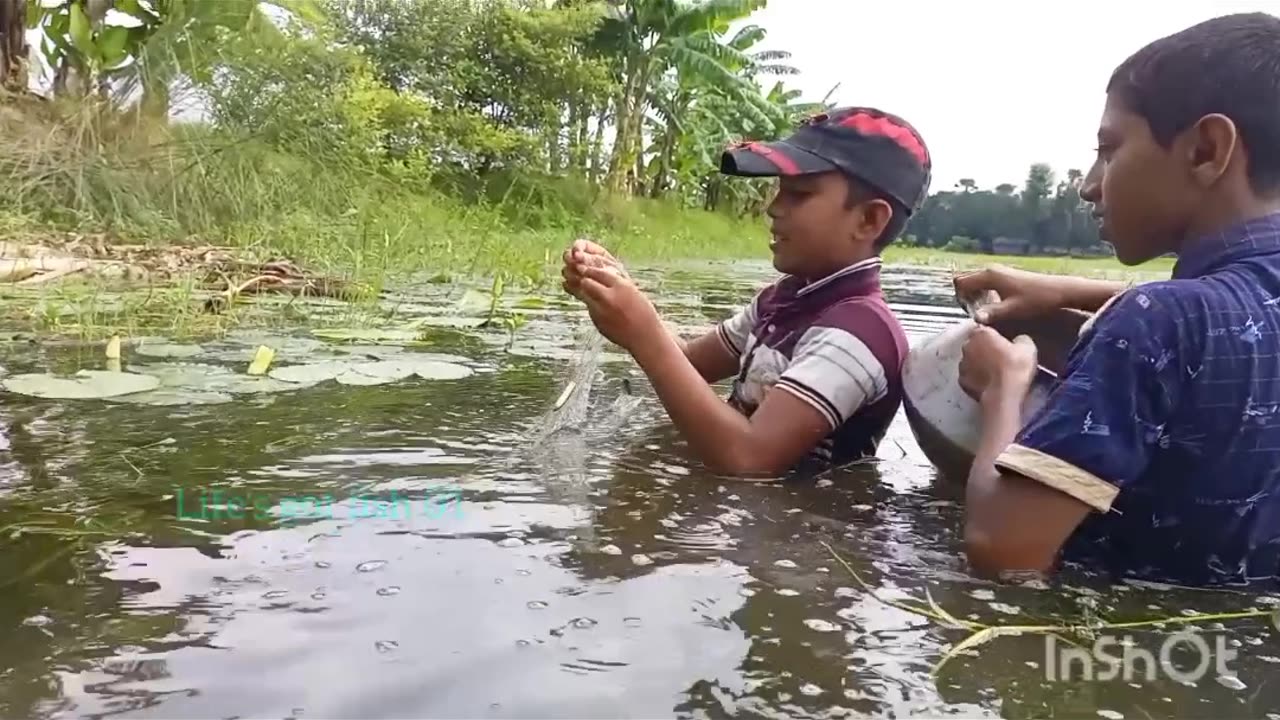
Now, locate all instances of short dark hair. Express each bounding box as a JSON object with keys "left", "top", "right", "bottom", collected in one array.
[
  {"left": 844, "top": 174, "right": 910, "bottom": 250},
  {"left": 1106, "top": 12, "right": 1280, "bottom": 195}
]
